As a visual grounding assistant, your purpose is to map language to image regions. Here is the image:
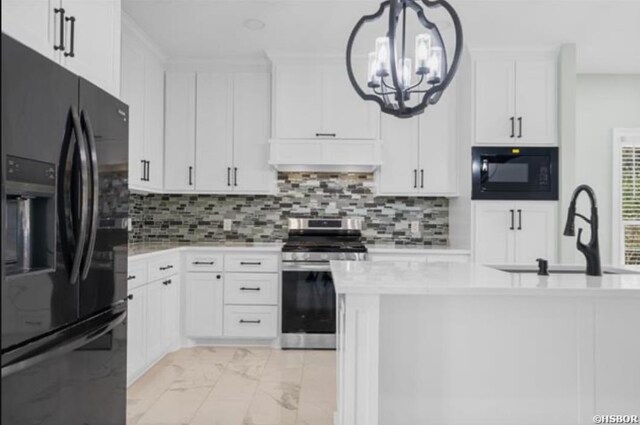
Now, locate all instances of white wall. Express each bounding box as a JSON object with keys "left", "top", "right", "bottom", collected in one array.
[{"left": 573, "top": 74, "right": 640, "bottom": 264}]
